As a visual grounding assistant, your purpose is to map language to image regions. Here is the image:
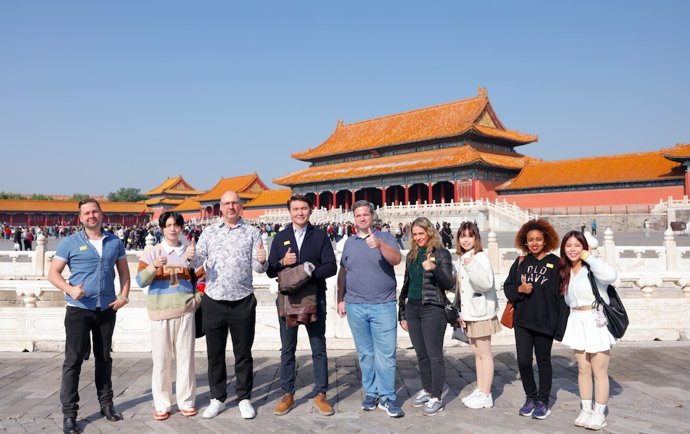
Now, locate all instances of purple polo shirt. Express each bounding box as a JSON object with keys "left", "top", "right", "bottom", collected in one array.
[{"left": 340, "top": 229, "right": 399, "bottom": 304}]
